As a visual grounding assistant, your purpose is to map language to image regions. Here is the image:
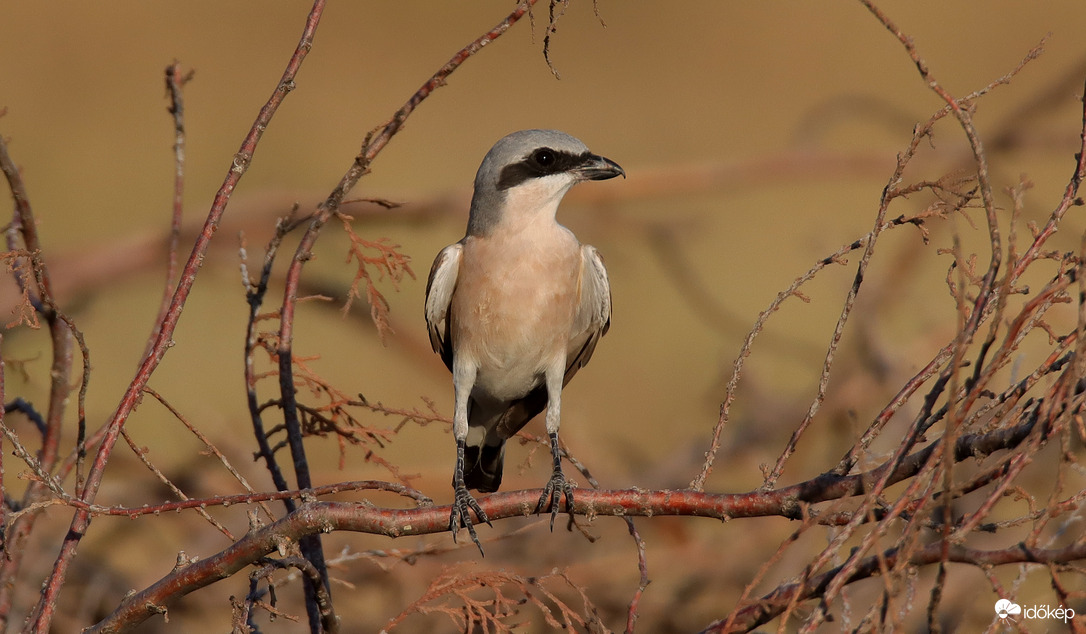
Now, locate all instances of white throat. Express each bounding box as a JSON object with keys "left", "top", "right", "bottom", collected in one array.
[{"left": 497, "top": 174, "right": 576, "bottom": 232}]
